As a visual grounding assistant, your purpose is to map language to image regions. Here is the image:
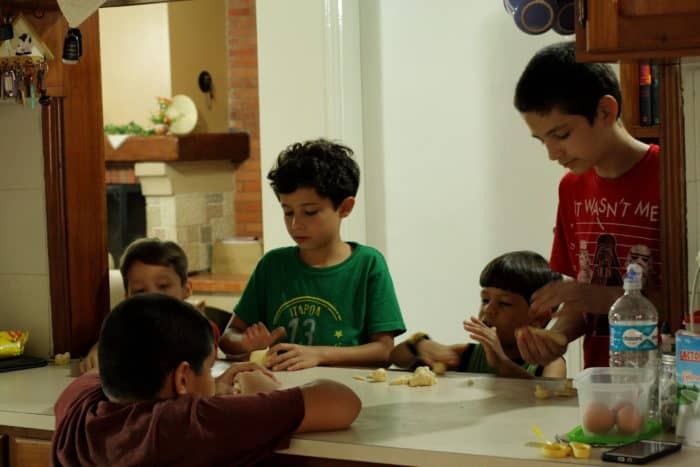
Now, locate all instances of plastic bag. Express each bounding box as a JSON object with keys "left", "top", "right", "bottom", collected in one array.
[{"left": 0, "top": 330, "right": 29, "bottom": 358}]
